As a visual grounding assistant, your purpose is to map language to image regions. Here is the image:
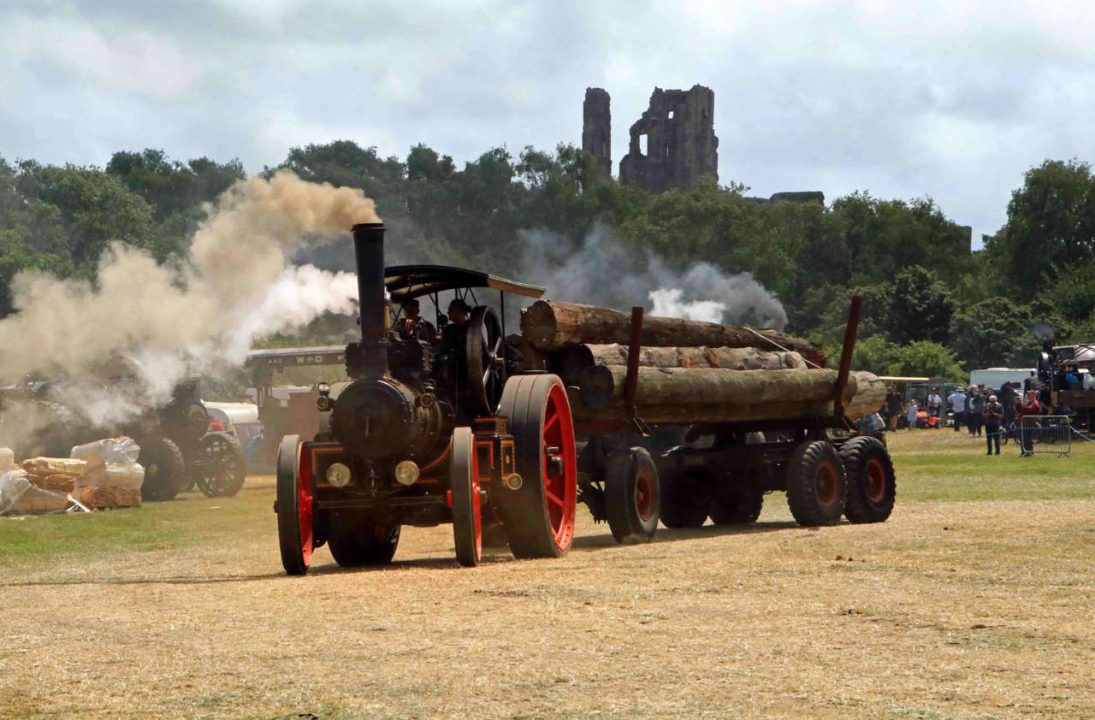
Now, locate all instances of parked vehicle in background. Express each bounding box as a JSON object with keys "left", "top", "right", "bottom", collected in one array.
[
  {"left": 244, "top": 347, "right": 348, "bottom": 471},
  {"left": 1049, "top": 344, "right": 1095, "bottom": 429},
  {"left": 204, "top": 401, "right": 263, "bottom": 472},
  {"left": 969, "top": 368, "right": 1036, "bottom": 392}
]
